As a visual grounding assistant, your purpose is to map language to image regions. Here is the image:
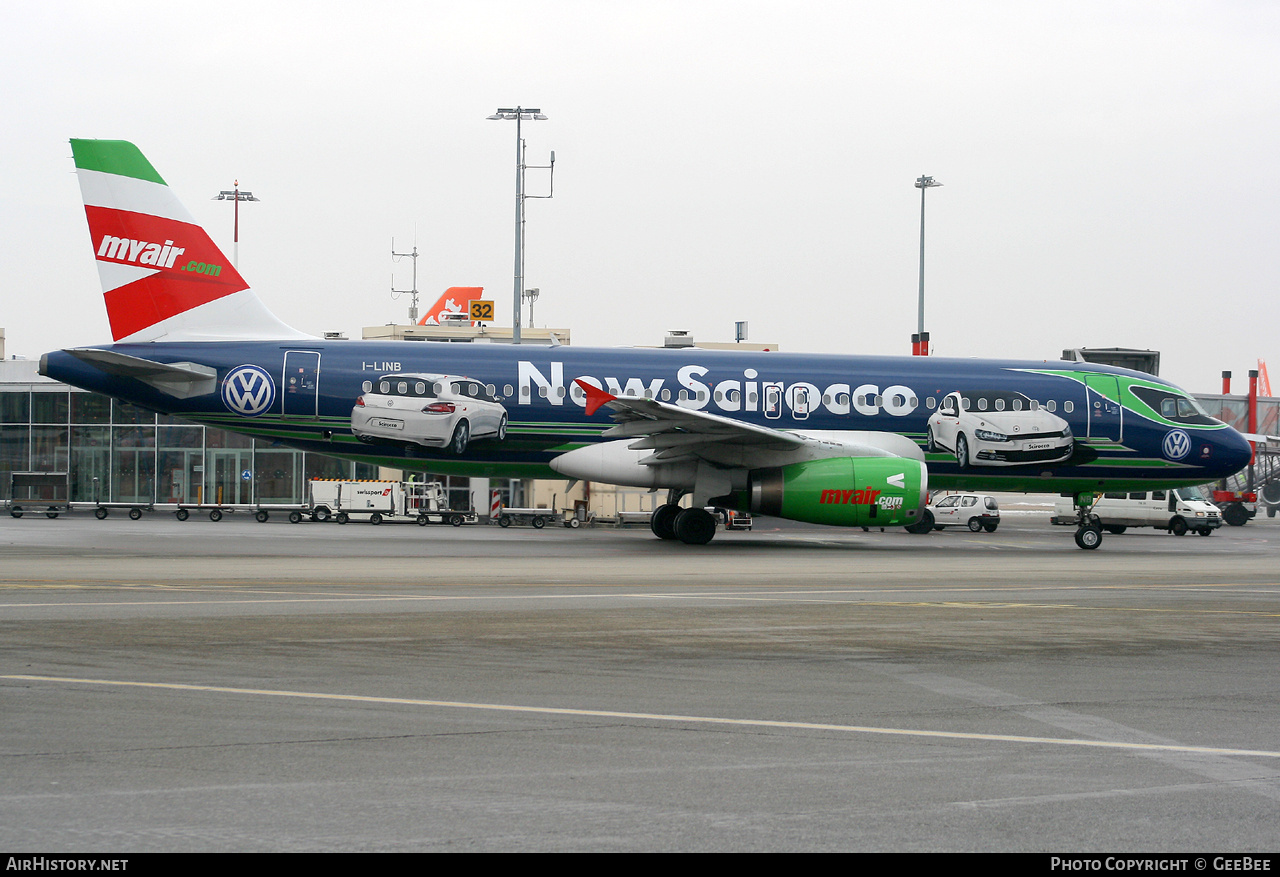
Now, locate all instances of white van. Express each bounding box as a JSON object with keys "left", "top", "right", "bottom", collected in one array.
[{"left": 1051, "top": 487, "right": 1222, "bottom": 536}]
